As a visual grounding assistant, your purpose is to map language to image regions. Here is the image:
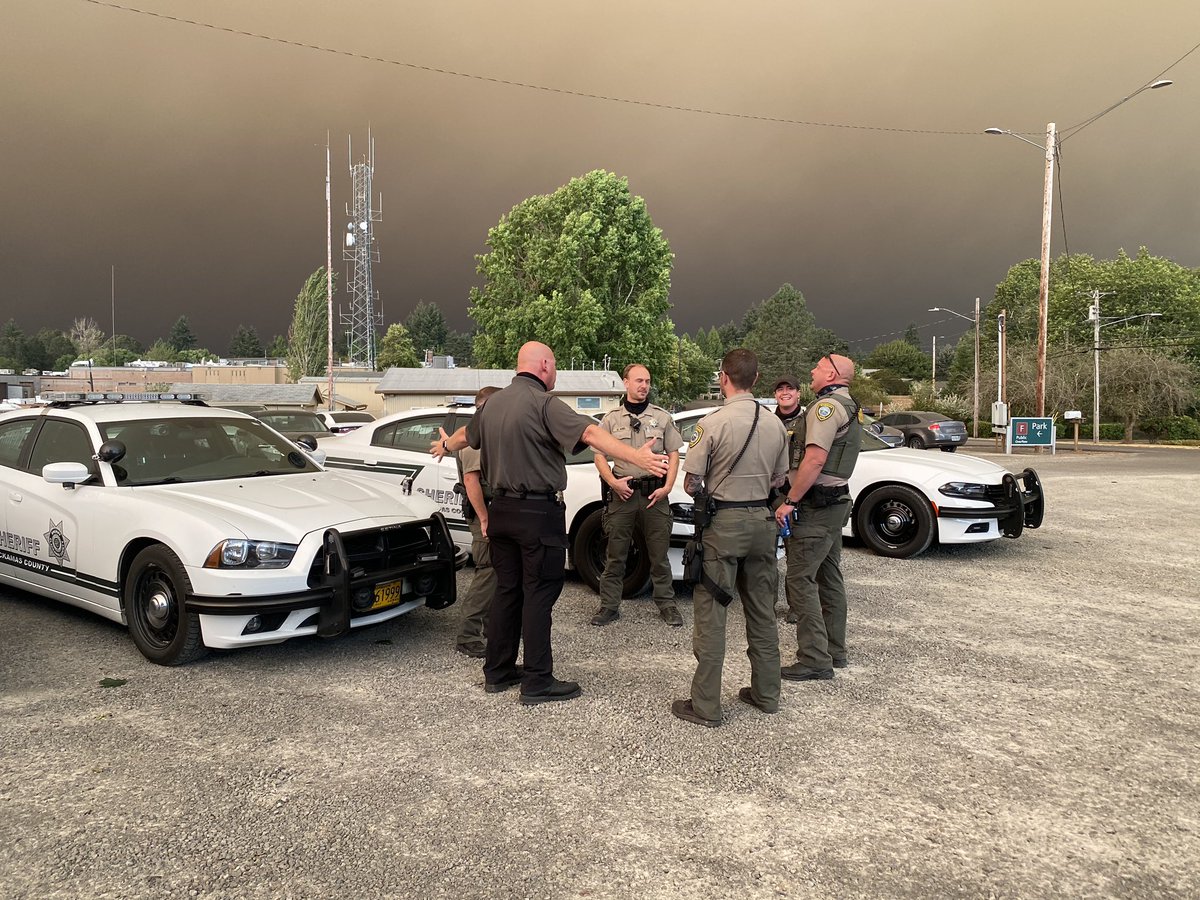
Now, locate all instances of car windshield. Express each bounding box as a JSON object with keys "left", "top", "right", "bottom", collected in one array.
[
  {"left": 257, "top": 411, "right": 327, "bottom": 434},
  {"left": 100, "top": 417, "right": 322, "bottom": 485}
]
